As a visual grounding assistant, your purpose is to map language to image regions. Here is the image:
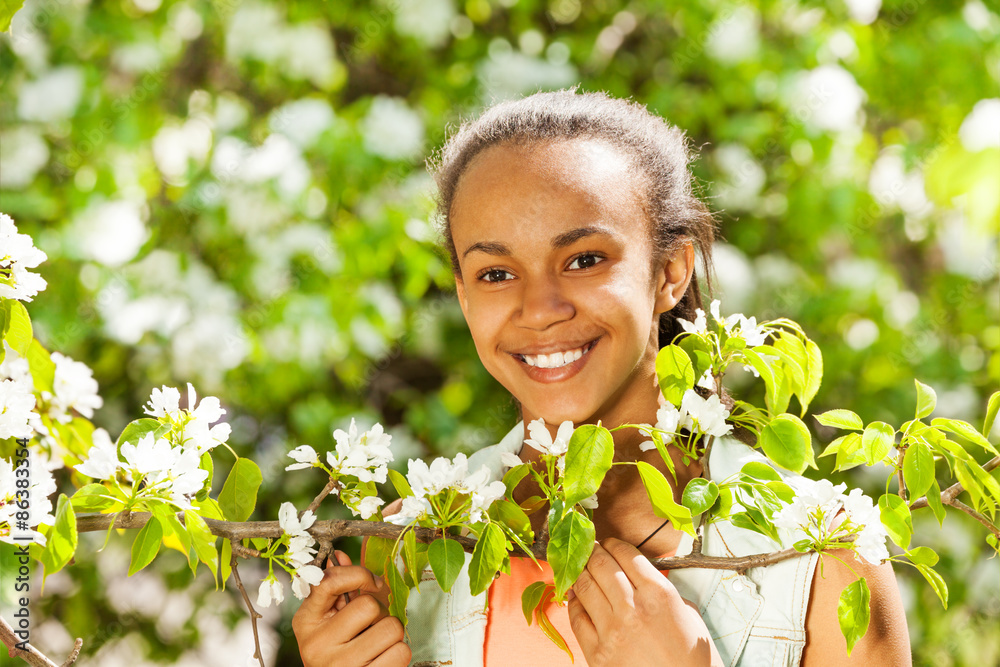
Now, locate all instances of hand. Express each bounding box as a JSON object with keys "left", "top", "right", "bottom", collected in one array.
[
  {"left": 292, "top": 550, "right": 411, "bottom": 667},
  {"left": 567, "top": 538, "right": 722, "bottom": 667}
]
